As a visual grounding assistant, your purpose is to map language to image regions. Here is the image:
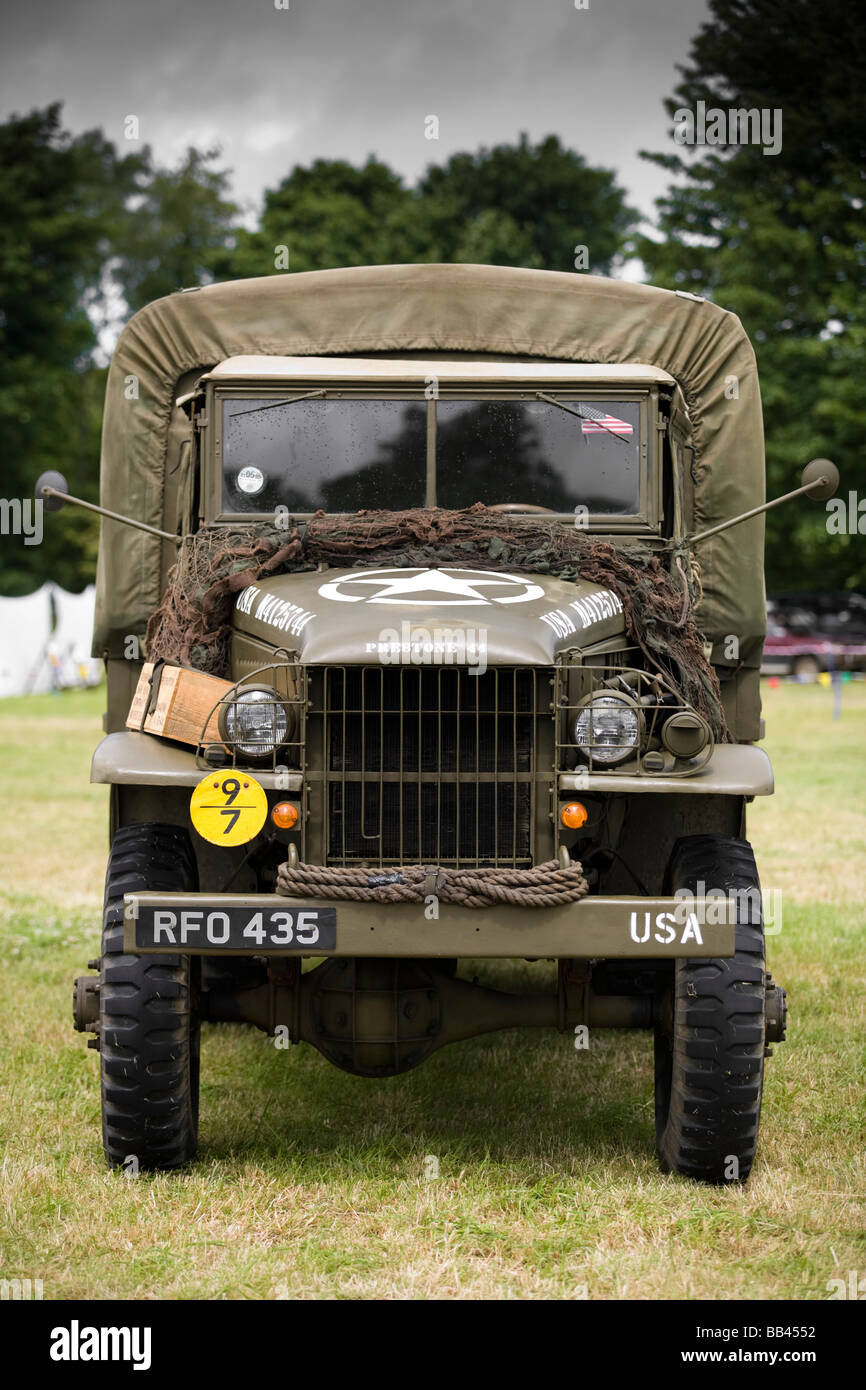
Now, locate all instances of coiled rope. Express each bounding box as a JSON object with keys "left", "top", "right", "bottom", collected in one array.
[{"left": 275, "top": 858, "right": 589, "bottom": 908}]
